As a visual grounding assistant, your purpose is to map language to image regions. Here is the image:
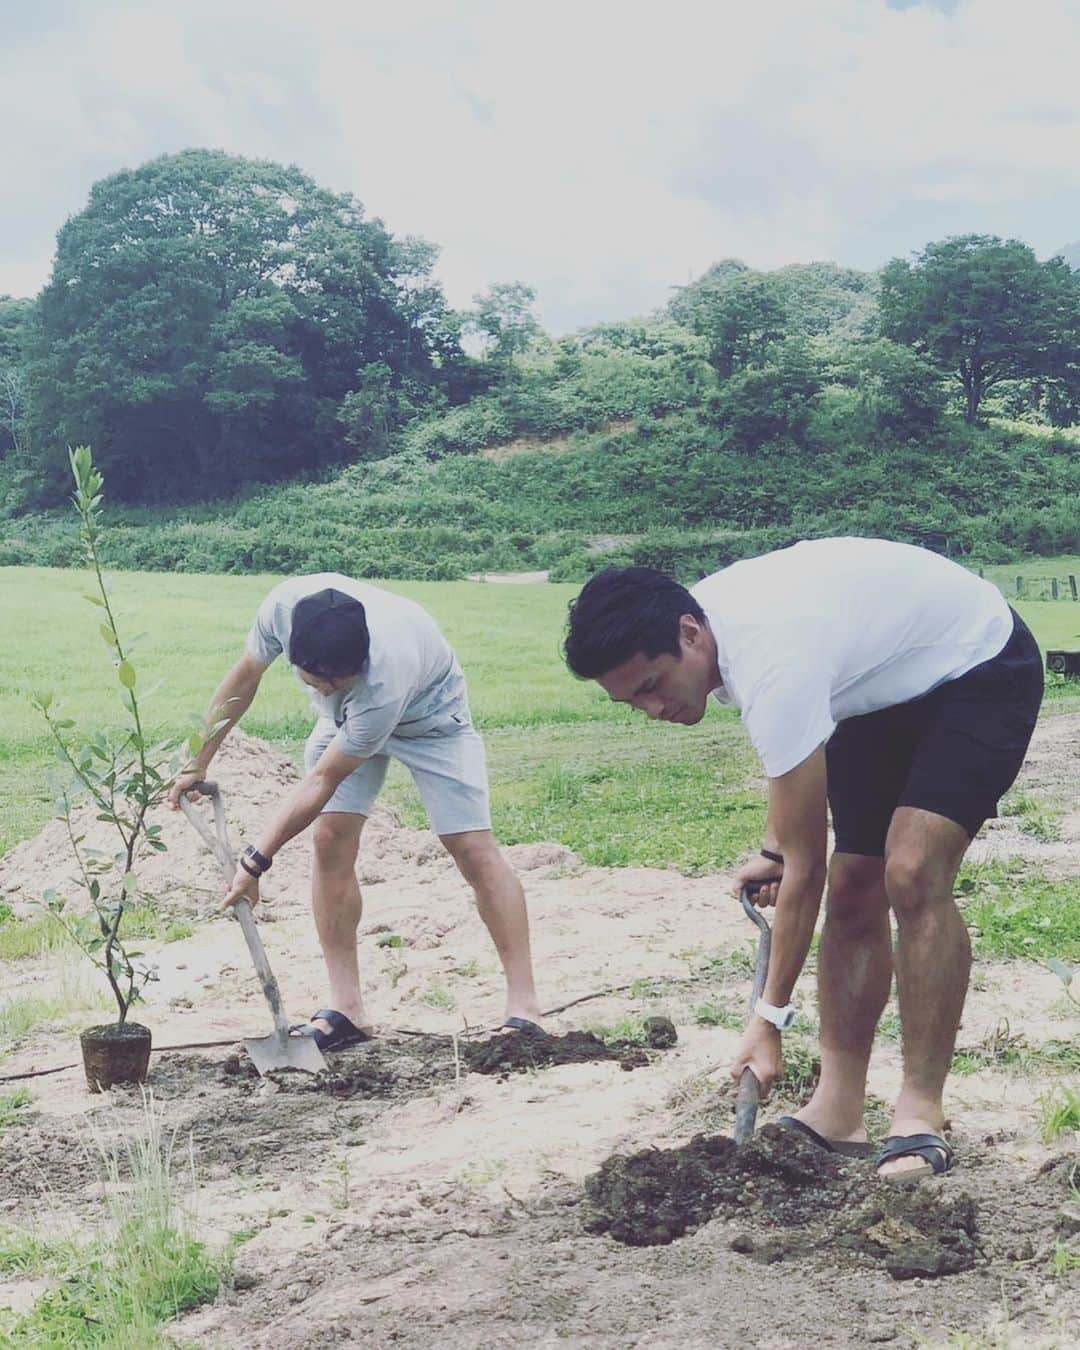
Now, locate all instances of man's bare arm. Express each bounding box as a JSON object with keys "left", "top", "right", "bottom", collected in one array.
[
  {"left": 222, "top": 743, "right": 363, "bottom": 908},
  {"left": 760, "top": 745, "right": 829, "bottom": 1006},
  {"left": 168, "top": 651, "right": 269, "bottom": 806}
]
